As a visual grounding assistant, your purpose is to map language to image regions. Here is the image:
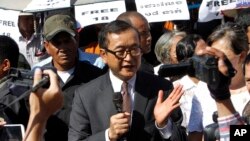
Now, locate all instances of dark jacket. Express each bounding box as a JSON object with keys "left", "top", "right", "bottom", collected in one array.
[
  {"left": 43, "top": 60, "right": 105, "bottom": 141},
  {"left": 139, "top": 57, "right": 154, "bottom": 74},
  {"left": 69, "top": 71, "right": 187, "bottom": 141}
]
